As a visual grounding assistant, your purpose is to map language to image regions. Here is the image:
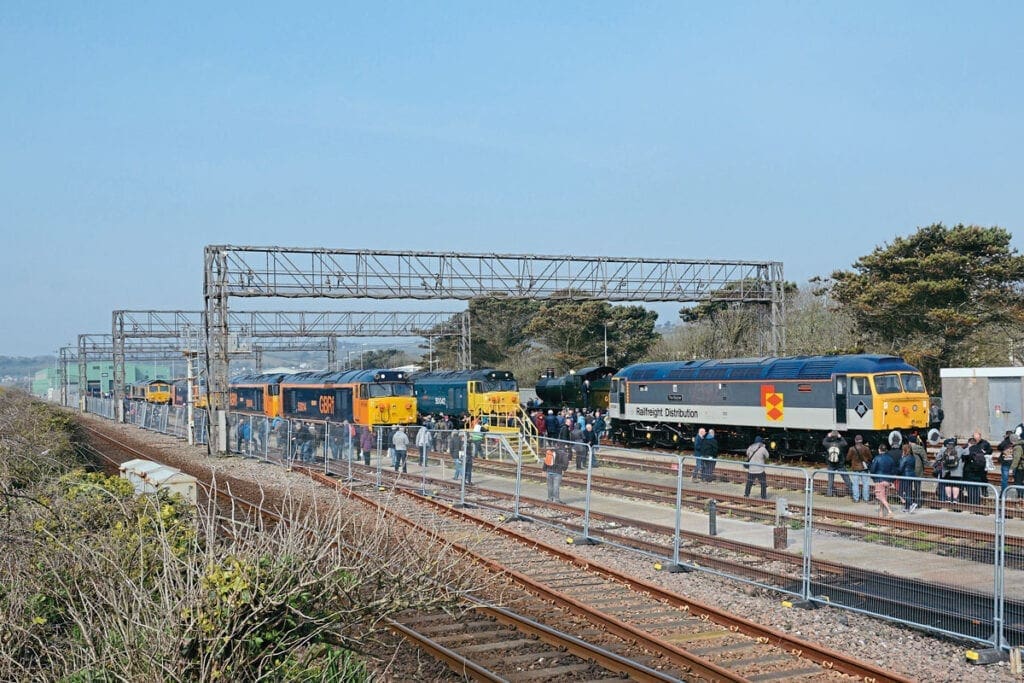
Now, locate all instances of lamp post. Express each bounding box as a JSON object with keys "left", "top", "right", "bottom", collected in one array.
[
  {"left": 604, "top": 322, "right": 615, "bottom": 366},
  {"left": 360, "top": 344, "right": 367, "bottom": 370}
]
